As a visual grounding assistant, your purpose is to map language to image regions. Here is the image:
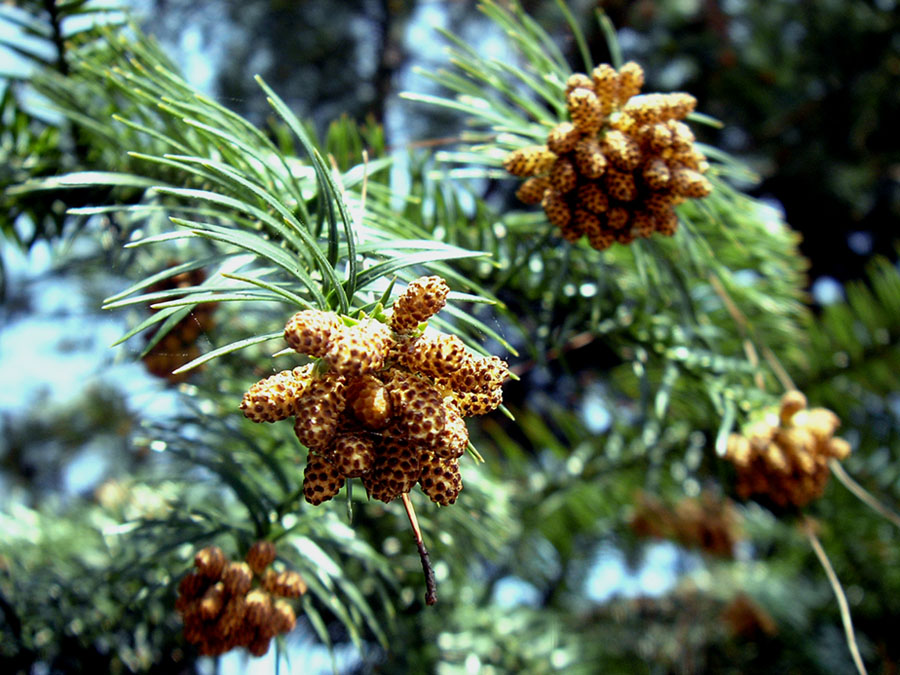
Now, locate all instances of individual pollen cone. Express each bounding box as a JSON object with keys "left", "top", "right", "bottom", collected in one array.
[
  {"left": 387, "top": 370, "right": 446, "bottom": 447},
  {"left": 331, "top": 432, "right": 376, "bottom": 478},
  {"left": 453, "top": 388, "right": 503, "bottom": 417},
  {"left": 591, "top": 63, "right": 619, "bottom": 115},
  {"left": 779, "top": 390, "right": 808, "bottom": 425},
  {"left": 567, "top": 88, "right": 603, "bottom": 134},
  {"left": 222, "top": 562, "right": 253, "bottom": 596},
  {"left": 642, "top": 158, "right": 671, "bottom": 191},
  {"left": 324, "top": 319, "right": 393, "bottom": 377},
  {"left": 516, "top": 176, "right": 551, "bottom": 204},
  {"left": 671, "top": 165, "right": 712, "bottom": 198},
  {"left": 240, "top": 365, "right": 313, "bottom": 423},
  {"left": 605, "top": 167, "right": 638, "bottom": 202},
  {"left": 574, "top": 138, "right": 606, "bottom": 179},
  {"left": 245, "top": 541, "right": 276, "bottom": 576},
  {"left": 303, "top": 453, "right": 345, "bottom": 505},
  {"left": 547, "top": 122, "right": 581, "bottom": 154},
  {"left": 195, "top": 546, "right": 226, "bottom": 579},
  {"left": 542, "top": 189, "right": 572, "bottom": 229},
  {"left": 433, "top": 402, "right": 468, "bottom": 459},
  {"left": 396, "top": 333, "right": 468, "bottom": 379},
  {"left": 390, "top": 276, "right": 451, "bottom": 333},
  {"left": 502, "top": 145, "right": 557, "bottom": 177},
  {"left": 565, "top": 72, "right": 593, "bottom": 95},
  {"left": 347, "top": 374, "right": 392, "bottom": 429},
  {"left": 271, "top": 600, "right": 297, "bottom": 634},
  {"left": 293, "top": 371, "right": 347, "bottom": 449},
  {"left": 601, "top": 130, "right": 641, "bottom": 171},
  {"left": 616, "top": 61, "right": 644, "bottom": 105},
  {"left": 446, "top": 354, "right": 509, "bottom": 394},
  {"left": 577, "top": 182, "right": 609, "bottom": 213},
  {"left": 419, "top": 453, "right": 463, "bottom": 506},
  {"left": 550, "top": 157, "right": 578, "bottom": 193},
  {"left": 284, "top": 309, "right": 342, "bottom": 357},
  {"left": 369, "top": 434, "right": 421, "bottom": 502},
  {"left": 199, "top": 582, "right": 226, "bottom": 620},
  {"left": 264, "top": 570, "right": 307, "bottom": 598}
]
